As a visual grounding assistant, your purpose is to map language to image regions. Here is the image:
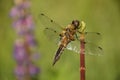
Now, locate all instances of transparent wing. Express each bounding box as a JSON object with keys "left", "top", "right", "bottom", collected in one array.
[
  {"left": 44, "top": 28, "right": 60, "bottom": 44},
  {"left": 84, "top": 32, "right": 102, "bottom": 44},
  {"left": 66, "top": 32, "right": 103, "bottom": 56},
  {"left": 85, "top": 42, "right": 103, "bottom": 56},
  {"left": 39, "top": 13, "right": 63, "bottom": 43},
  {"left": 84, "top": 32, "right": 103, "bottom": 55},
  {"left": 39, "top": 13, "right": 64, "bottom": 31},
  {"left": 76, "top": 32, "right": 102, "bottom": 43},
  {"left": 66, "top": 39, "right": 80, "bottom": 53}
]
